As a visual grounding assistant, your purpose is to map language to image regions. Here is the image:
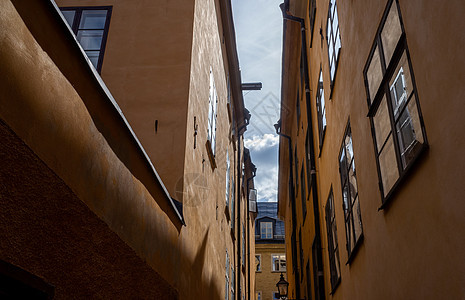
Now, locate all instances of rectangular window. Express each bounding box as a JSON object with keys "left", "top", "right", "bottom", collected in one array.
[
  {"left": 225, "top": 251, "right": 230, "bottom": 300},
  {"left": 207, "top": 68, "right": 218, "bottom": 156},
  {"left": 363, "top": 0, "right": 427, "bottom": 204},
  {"left": 316, "top": 69, "right": 326, "bottom": 147},
  {"left": 339, "top": 123, "right": 363, "bottom": 260},
  {"left": 294, "top": 146, "right": 299, "bottom": 196},
  {"left": 260, "top": 222, "right": 273, "bottom": 239},
  {"left": 225, "top": 150, "right": 230, "bottom": 207},
  {"left": 300, "top": 163, "right": 307, "bottom": 219},
  {"left": 305, "top": 128, "right": 313, "bottom": 193},
  {"left": 255, "top": 255, "right": 261, "bottom": 272},
  {"left": 326, "top": 0, "right": 341, "bottom": 88},
  {"left": 231, "top": 177, "right": 235, "bottom": 230},
  {"left": 60, "top": 7, "right": 112, "bottom": 73},
  {"left": 308, "top": 0, "right": 317, "bottom": 48},
  {"left": 231, "top": 268, "right": 235, "bottom": 300},
  {"left": 271, "top": 254, "right": 286, "bottom": 272},
  {"left": 256, "top": 291, "right": 261, "bottom": 300},
  {"left": 325, "top": 188, "right": 341, "bottom": 291},
  {"left": 311, "top": 239, "right": 325, "bottom": 300}
]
